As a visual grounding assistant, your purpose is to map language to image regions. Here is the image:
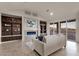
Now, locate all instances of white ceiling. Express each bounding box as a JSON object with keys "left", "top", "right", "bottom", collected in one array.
[{"left": 0, "top": 2, "right": 79, "bottom": 21}]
